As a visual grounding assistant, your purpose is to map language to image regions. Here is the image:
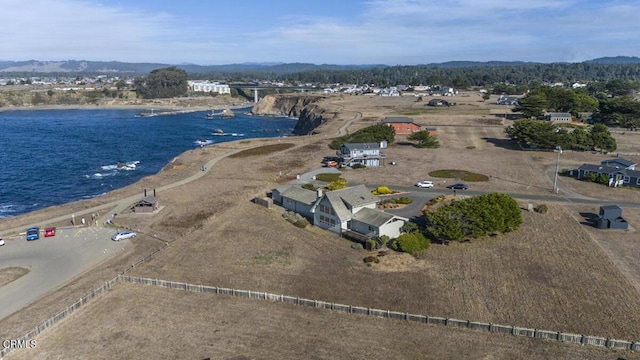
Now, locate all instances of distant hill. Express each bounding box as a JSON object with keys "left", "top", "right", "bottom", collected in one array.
[
  {"left": 422, "top": 60, "right": 536, "bottom": 68},
  {"left": 0, "top": 58, "right": 638, "bottom": 76},
  {"left": 584, "top": 56, "right": 640, "bottom": 64},
  {"left": 0, "top": 60, "right": 384, "bottom": 76}
]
